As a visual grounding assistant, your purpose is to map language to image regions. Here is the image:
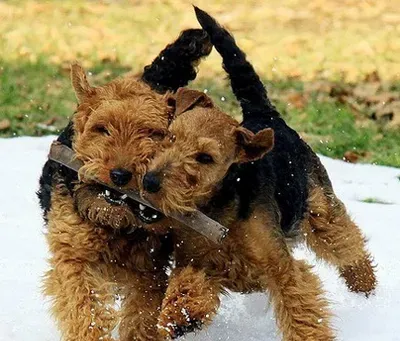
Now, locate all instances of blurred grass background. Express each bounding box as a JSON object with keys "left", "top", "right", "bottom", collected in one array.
[{"left": 0, "top": 0, "right": 399, "bottom": 166}]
